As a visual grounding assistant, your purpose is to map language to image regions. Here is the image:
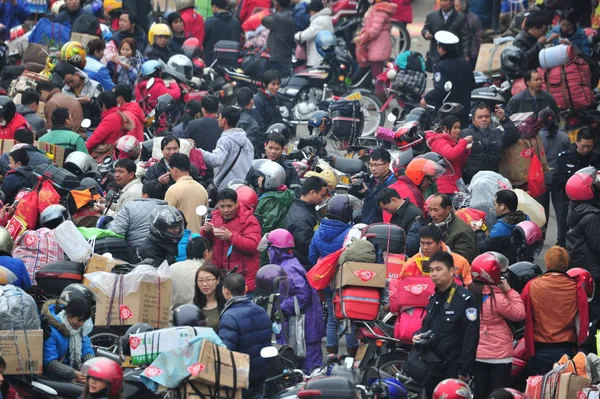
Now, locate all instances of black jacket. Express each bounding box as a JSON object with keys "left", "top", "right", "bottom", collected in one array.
[
  {"left": 169, "top": 33, "right": 192, "bottom": 55},
  {"left": 203, "top": 11, "right": 242, "bottom": 66},
  {"left": 349, "top": 172, "right": 397, "bottom": 225},
  {"left": 513, "top": 30, "right": 544, "bottom": 71},
  {"left": 1, "top": 166, "right": 35, "bottom": 204},
  {"left": 390, "top": 199, "right": 423, "bottom": 232},
  {"left": 55, "top": 8, "right": 89, "bottom": 26},
  {"left": 422, "top": 9, "right": 471, "bottom": 68},
  {"left": 254, "top": 90, "right": 283, "bottom": 133},
  {"left": 282, "top": 198, "right": 319, "bottom": 268},
  {"left": 237, "top": 108, "right": 262, "bottom": 157},
  {"left": 460, "top": 118, "right": 521, "bottom": 183},
  {"left": 137, "top": 235, "right": 178, "bottom": 265},
  {"left": 183, "top": 116, "right": 223, "bottom": 152},
  {"left": 553, "top": 145, "right": 600, "bottom": 192},
  {"left": 505, "top": 89, "right": 559, "bottom": 117},
  {"left": 112, "top": 26, "right": 148, "bottom": 54},
  {"left": 424, "top": 52, "right": 474, "bottom": 116},
  {"left": 566, "top": 202, "right": 600, "bottom": 278},
  {"left": 144, "top": 44, "right": 174, "bottom": 63},
  {"left": 245, "top": 155, "right": 301, "bottom": 196},
  {"left": 262, "top": 9, "right": 296, "bottom": 64},
  {"left": 142, "top": 158, "right": 206, "bottom": 191}
]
